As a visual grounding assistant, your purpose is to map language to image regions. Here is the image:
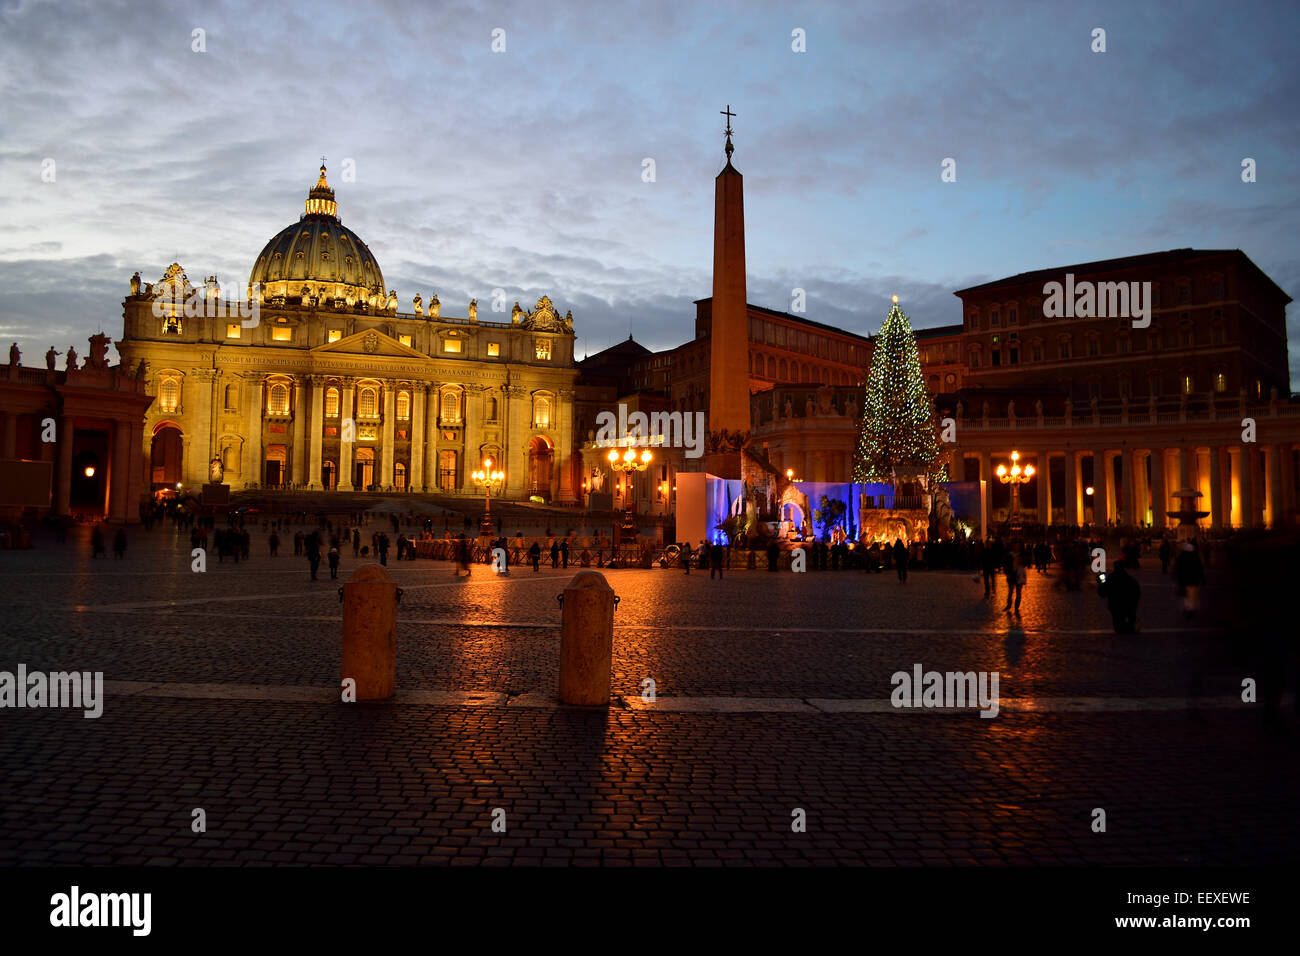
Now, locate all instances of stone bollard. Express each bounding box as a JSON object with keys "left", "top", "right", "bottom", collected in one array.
[
  {"left": 557, "top": 570, "right": 618, "bottom": 706},
  {"left": 340, "top": 564, "right": 401, "bottom": 700}
]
